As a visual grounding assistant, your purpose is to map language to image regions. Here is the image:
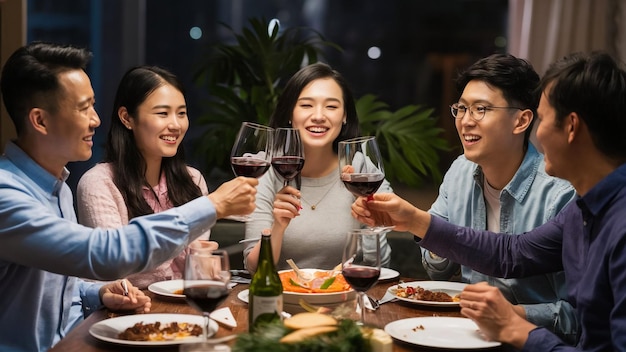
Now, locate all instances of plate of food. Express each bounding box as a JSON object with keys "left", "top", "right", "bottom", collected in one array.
[
  {"left": 147, "top": 279, "right": 185, "bottom": 299},
  {"left": 384, "top": 317, "right": 501, "bottom": 349},
  {"left": 279, "top": 269, "right": 356, "bottom": 306},
  {"left": 387, "top": 281, "right": 466, "bottom": 307},
  {"left": 378, "top": 268, "right": 400, "bottom": 281},
  {"left": 88, "top": 313, "right": 218, "bottom": 346}
]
